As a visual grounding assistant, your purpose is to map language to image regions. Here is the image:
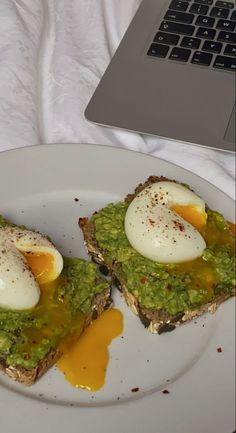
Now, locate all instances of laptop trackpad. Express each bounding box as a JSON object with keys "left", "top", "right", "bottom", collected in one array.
[{"left": 224, "top": 104, "right": 235, "bottom": 144}]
